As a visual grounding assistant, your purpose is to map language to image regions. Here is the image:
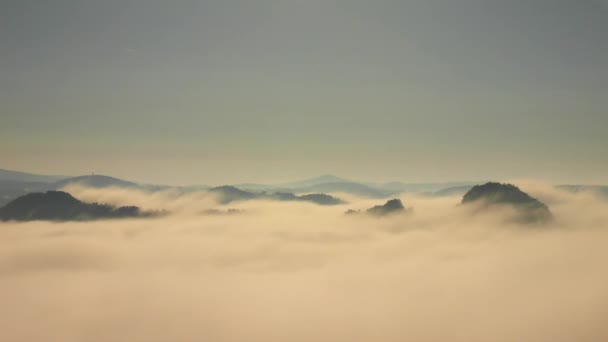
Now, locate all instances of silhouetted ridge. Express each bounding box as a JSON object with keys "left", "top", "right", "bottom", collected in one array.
[
  {"left": 462, "top": 182, "right": 552, "bottom": 223},
  {"left": 298, "top": 193, "right": 343, "bottom": 205},
  {"left": 54, "top": 175, "right": 138, "bottom": 189},
  {"left": 293, "top": 182, "right": 391, "bottom": 198},
  {"left": 209, "top": 186, "right": 344, "bottom": 205},
  {"left": 269, "top": 192, "right": 299, "bottom": 201},
  {"left": 346, "top": 198, "right": 406, "bottom": 216},
  {"left": 367, "top": 199, "right": 406, "bottom": 216},
  {"left": 209, "top": 186, "right": 258, "bottom": 204},
  {"left": 280, "top": 174, "right": 351, "bottom": 188},
  {"left": 0, "top": 168, "right": 67, "bottom": 183},
  {"left": 0, "top": 191, "right": 149, "bottom": 221}
]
